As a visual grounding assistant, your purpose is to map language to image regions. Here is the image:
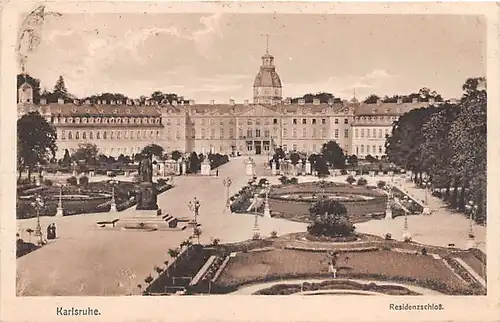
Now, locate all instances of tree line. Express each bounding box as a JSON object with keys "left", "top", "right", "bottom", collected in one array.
[{"left": 385, "top": 77, "right": 486, "bottom": 223}]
